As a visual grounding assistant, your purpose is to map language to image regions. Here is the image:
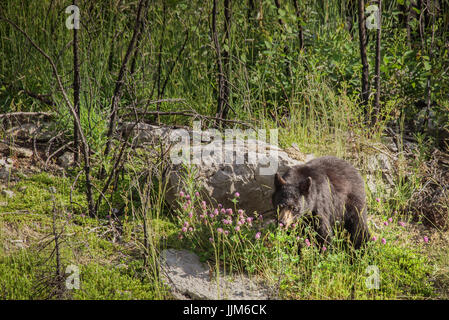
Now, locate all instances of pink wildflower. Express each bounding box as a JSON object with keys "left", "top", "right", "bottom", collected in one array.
[
  {"left": 255, "top": 232, "right": 261, "bottom": 240},
  {"left": 381, "top": 238, "right": 387, "bottom": 244}
]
